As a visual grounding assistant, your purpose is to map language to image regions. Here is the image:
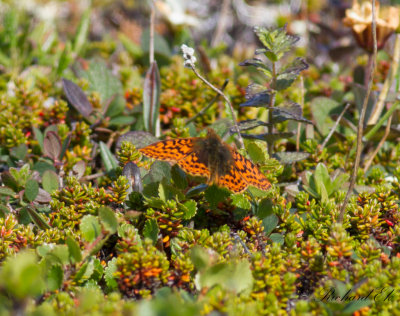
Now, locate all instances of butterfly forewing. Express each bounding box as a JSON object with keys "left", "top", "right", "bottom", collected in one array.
[
  {"left": 177, "top": 152, "right": 210, "bottom": 178},
  {"left": 231, "top": 151, "right": 271, "bottom": 191},
  {"left": 139, "top": 138, "right": 196, "bottom": 161},
  {"left": 217, "top": 165, "right": 248, "bottom": 193}
]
